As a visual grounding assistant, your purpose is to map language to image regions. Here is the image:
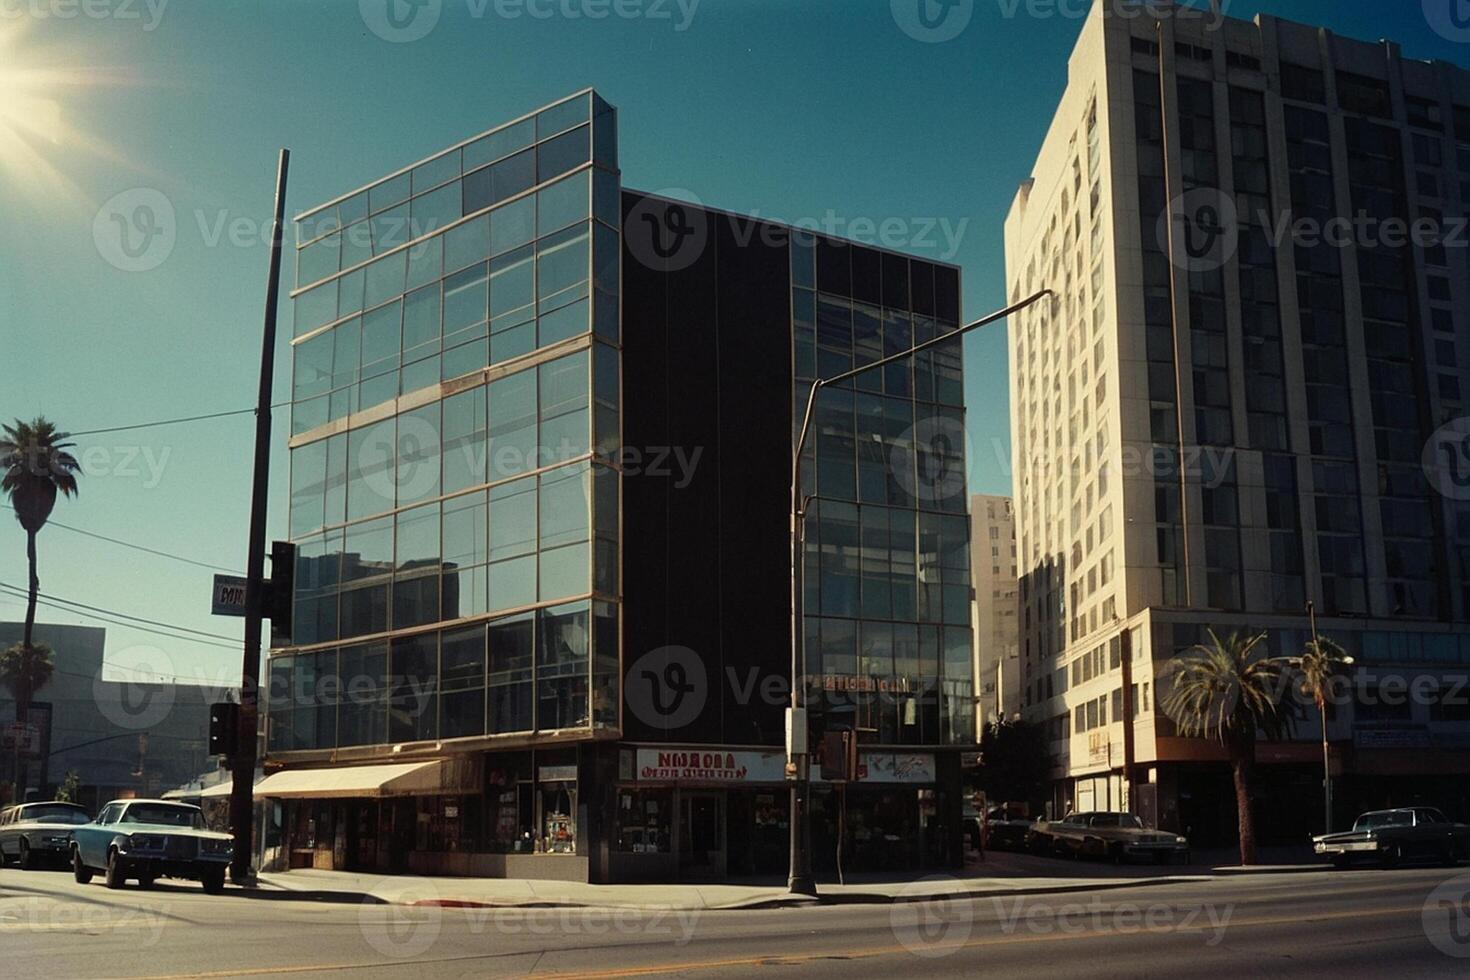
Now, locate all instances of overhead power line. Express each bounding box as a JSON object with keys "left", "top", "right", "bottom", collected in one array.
[
  {"left": 66, "top": 401, "right": 291, "bottom": 437},
  {"left": 0, "top": 505, "right": 241, "bottom": 574},
  {"left": 0, "top": 582, "right": 240, "bottom": 650}
]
